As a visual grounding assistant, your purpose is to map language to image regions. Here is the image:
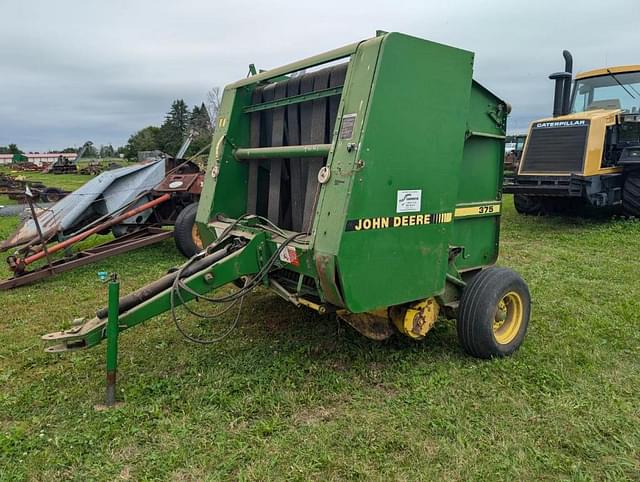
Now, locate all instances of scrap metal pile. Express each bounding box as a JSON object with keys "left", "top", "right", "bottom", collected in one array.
[
  {"left": 0, "top": 158, "right": 203, "bottom": 289},
  {"left": 0, "top": 173, "right": 67, "bottom": 203}
]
